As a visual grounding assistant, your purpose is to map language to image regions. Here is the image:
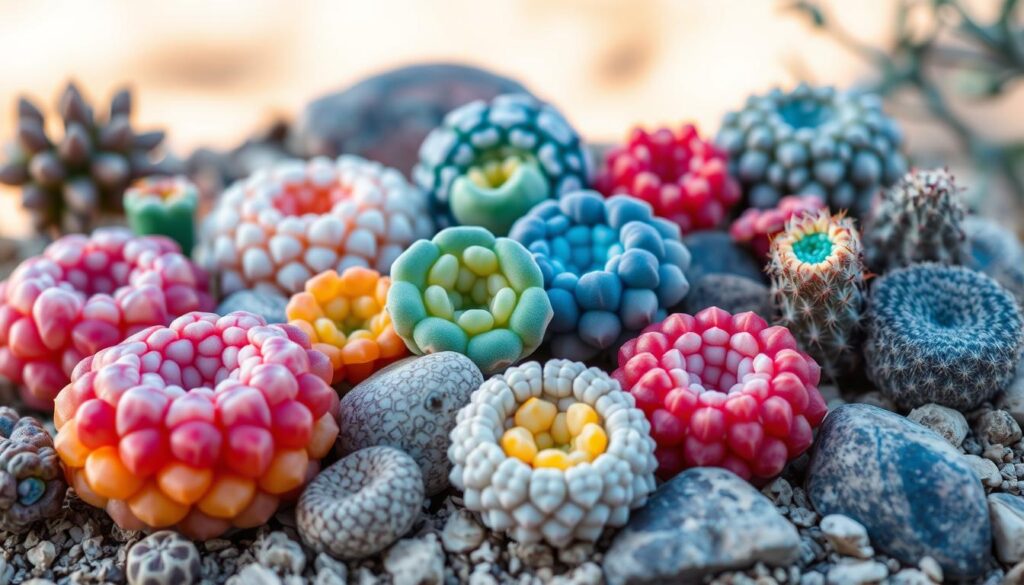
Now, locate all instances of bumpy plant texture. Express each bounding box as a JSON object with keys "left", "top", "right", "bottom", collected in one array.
[
  {"left": 52, "top": 312, "right": 341, "bottom": 539},
  {"left": 964, "top": 215, "right": 1024, "bottom": 306},
  {"left": 286, "top": 267, "right": 407, "bottom": 384},
  {"left": 508, "top": 191, "right": 691, "bottom": 361},
  {"left": 864, "top": 168, "right": 968, "bottom": 273},
  {"left": 449, "top": 360, "right": 657, "bottom": 547},
  {"left": 716, "top": 84, "right": 906, "bottom": 217},
  {"left": 865, "top": 264, "right": 1024, "bottom": 411},
  {"left": 0, "top": 83, "right": 173, "bottom": 235},
  {"left": 0, "top": 228, "right": 212, "bottom": 410},
  {"left": 613, "top": 308, "right": 828, "bottom": 481},
  {"left": 0, "top": 408, "right": 65, "bottom": 533},
  {"left": 768, "top": 210, "right": 866, "bottom": 379},
  {"left": 501, "top": 399, "right": 609, "bottom": 469},
  {"left": 387, "top": 227, "right": 553, "bottom": 374},
  {"left": 414, "top": 93, "right": 591, "bottom": 235},
  {"left": 198, "top": 155, "right": 434, "bottom": 297},
  {"left": 595, "top": 124, "right": 741, "bottom": 234},
  {"left": 124, "top": 175, "right": 199, "bottom": 256},
  {"left": 730, "top": 194, "right": 826, "bottom": 260}
]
